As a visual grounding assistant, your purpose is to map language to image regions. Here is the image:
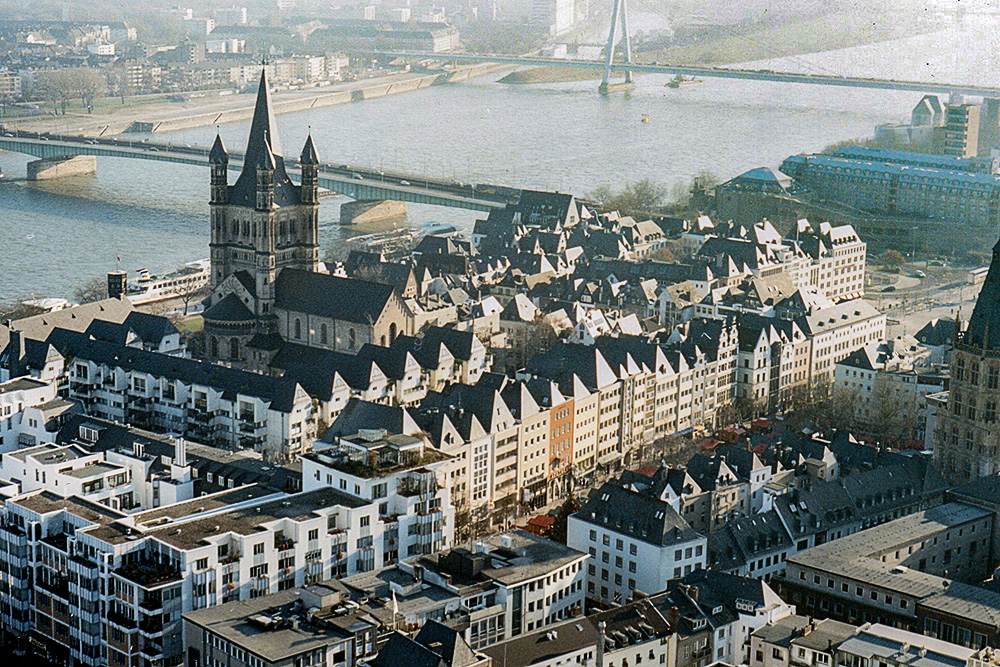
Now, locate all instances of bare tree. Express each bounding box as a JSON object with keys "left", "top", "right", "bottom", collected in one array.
[
  {"left": 73, "top": 68, "right": 108, "bottom": 113},
  {"left": 74, "top": 276, "right": 108, "bottom": 304},
  {"left": 178, "top": 285, "right": 208, "bottom": 316},
  {"left": 0, "top": 301, "right": 46, "bottom": 322},
  {"left": 105, "top": 67, "right": 133, "bottom": 106}
]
